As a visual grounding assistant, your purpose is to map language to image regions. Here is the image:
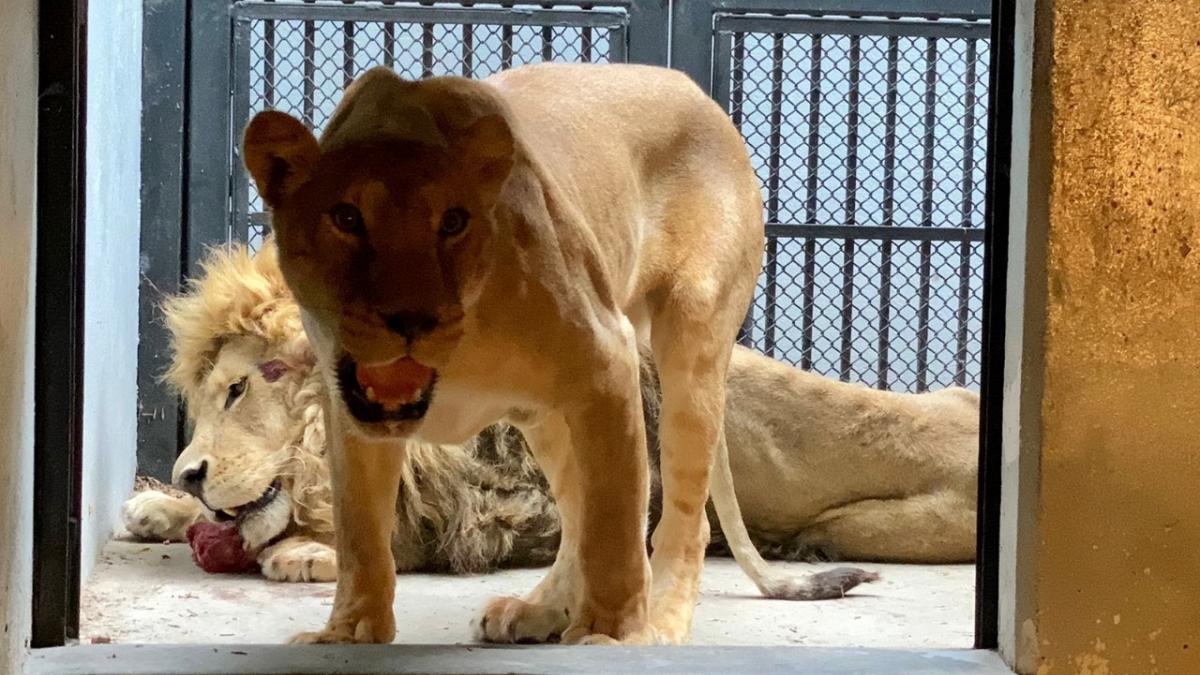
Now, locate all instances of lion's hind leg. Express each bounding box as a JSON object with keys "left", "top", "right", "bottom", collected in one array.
[{"left": 798, "top": 491, "right": 977, "bottom": 564}]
